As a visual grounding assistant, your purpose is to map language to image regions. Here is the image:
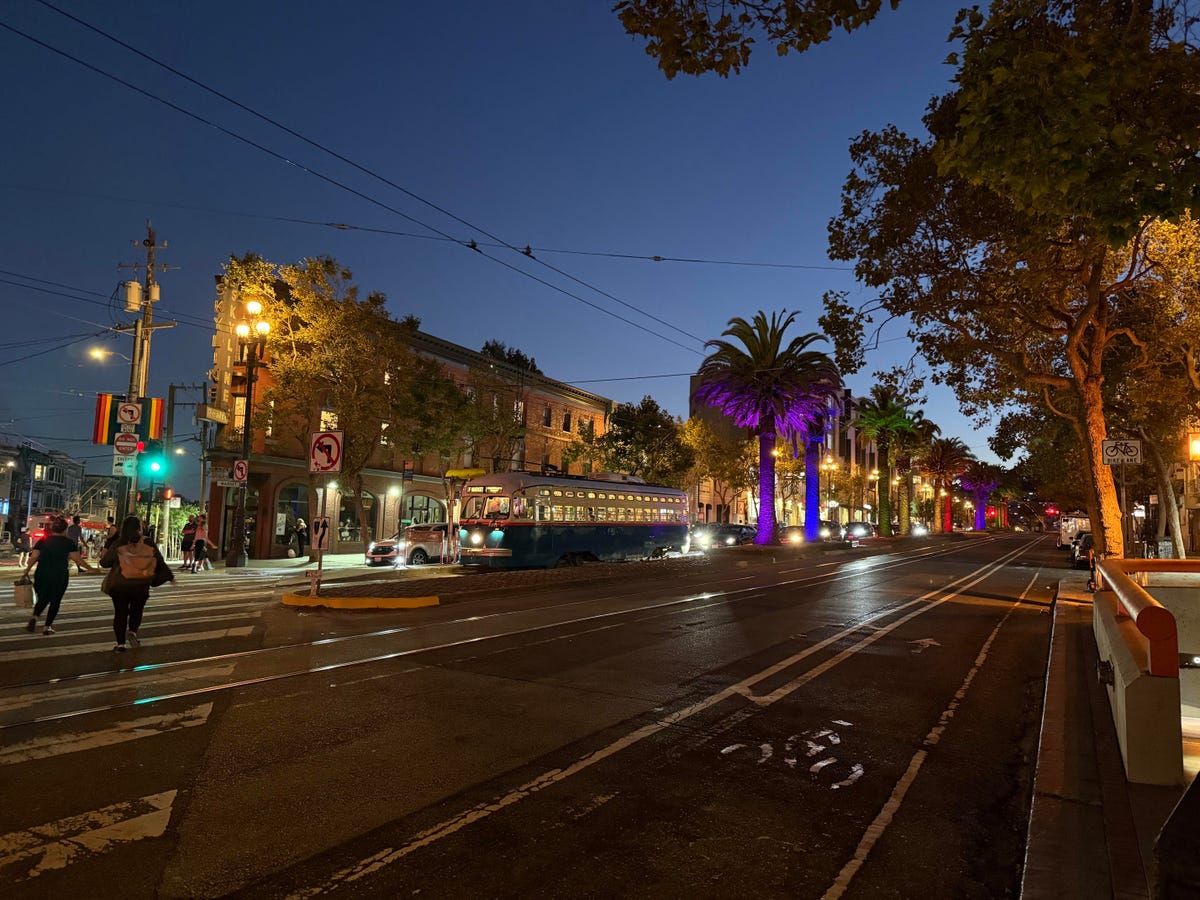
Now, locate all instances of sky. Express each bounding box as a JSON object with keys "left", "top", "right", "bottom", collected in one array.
[{"left": 0, "top": 0, "right": 996, "bottom": 498}]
